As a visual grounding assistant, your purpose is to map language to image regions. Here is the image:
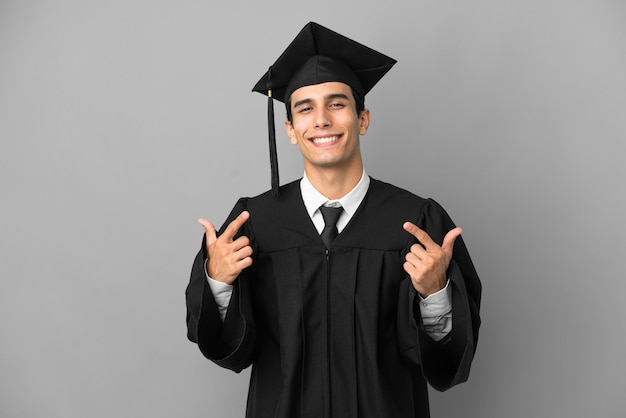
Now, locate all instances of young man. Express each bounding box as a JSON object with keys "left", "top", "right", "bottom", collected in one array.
[{"left": 186, "top": 22, "right": 481, "bottom": 418}]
